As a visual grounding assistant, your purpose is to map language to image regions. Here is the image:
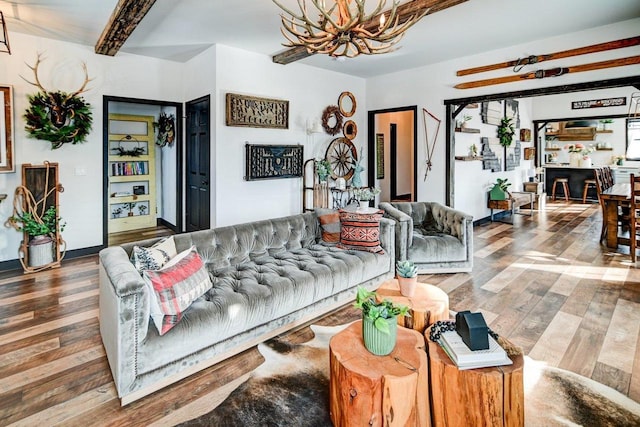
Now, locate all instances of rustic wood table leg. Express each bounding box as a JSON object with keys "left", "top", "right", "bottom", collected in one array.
[
  {"left": 425, "top": 326, "right": 524, "bottom": 427},
  {"left": 376, "top": 280, "right": 450, "bottom": 333},
  {"left": 605, "top": 199, "right": 619, "bottom": 248},
  {"left": 329, "top": 321, "right": 430, "bottom": 427}
]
